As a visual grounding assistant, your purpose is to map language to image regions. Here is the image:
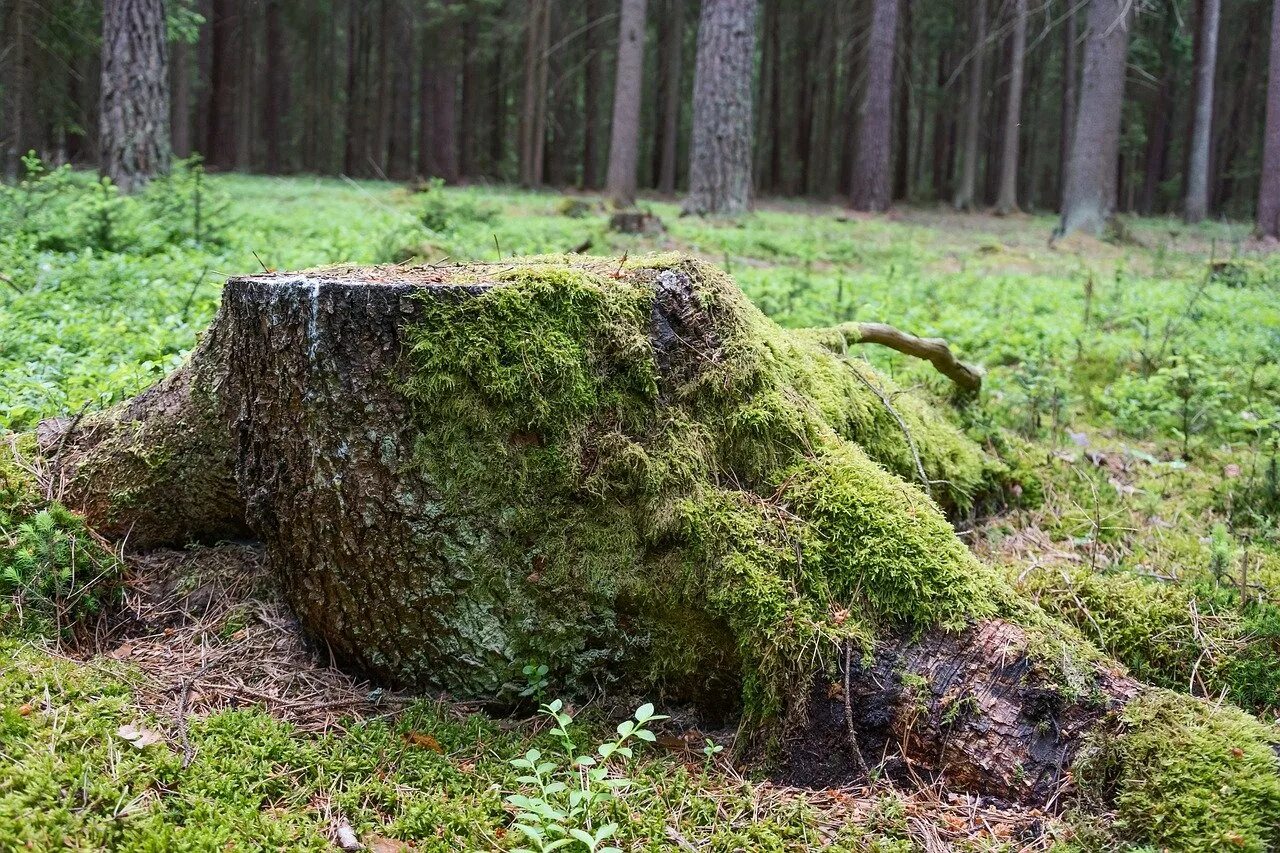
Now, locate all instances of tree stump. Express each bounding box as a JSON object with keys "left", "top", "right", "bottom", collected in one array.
[
  {"left": 36, "top": 255, "right": 1280, "bottom": 822},
  {"left": 608, "top": 210, "right": 666, "bottom": 235}
]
